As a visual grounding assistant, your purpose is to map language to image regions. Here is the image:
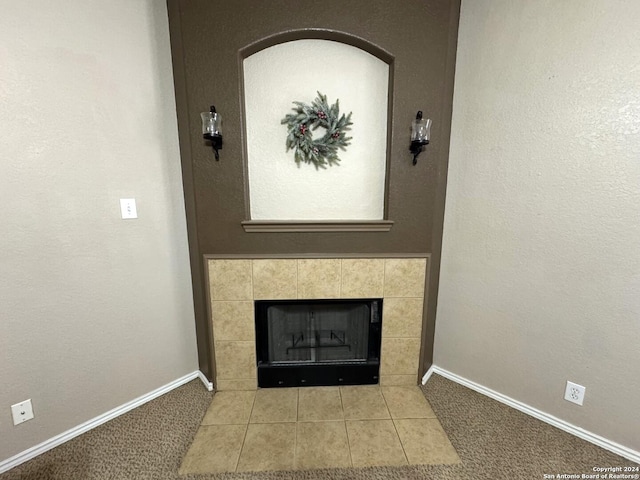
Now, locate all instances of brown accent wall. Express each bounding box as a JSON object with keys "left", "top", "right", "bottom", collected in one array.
[{"left": 167, "top": 0, "right": 461, "bottom": 381}]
